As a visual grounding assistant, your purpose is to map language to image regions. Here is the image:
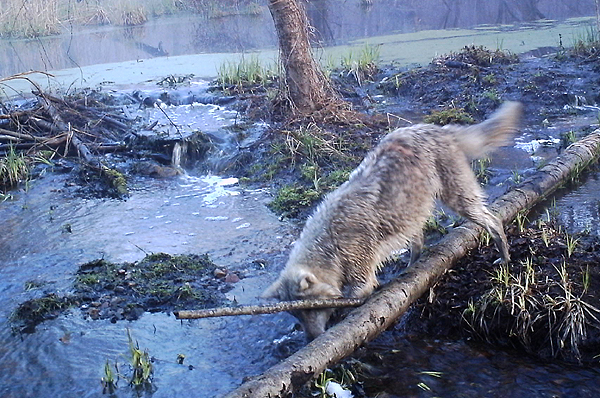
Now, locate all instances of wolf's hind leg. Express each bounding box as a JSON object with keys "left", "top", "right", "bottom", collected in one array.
[
  {"left": 446, "top": 194, "right": 510, "bottom": 263},
  {"left": 439, "top": 163, "right": 510, "bottom": 263},
  {"left": 470, "top": 208, "right": 510, "bottom": 264}
]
